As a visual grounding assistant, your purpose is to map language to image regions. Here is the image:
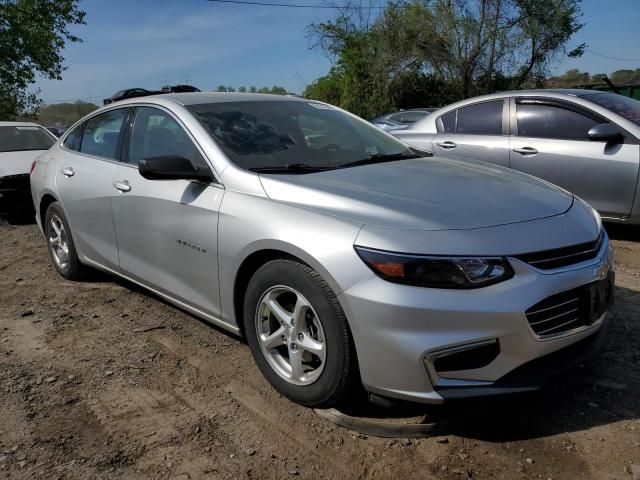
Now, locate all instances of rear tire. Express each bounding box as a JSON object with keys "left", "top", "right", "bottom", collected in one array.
[
  {"left": 243, "top": 259, "right": 359, "bottom": 407},
  {"left": 44, "top": 202, "right": 88, "bottom": 280}
]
